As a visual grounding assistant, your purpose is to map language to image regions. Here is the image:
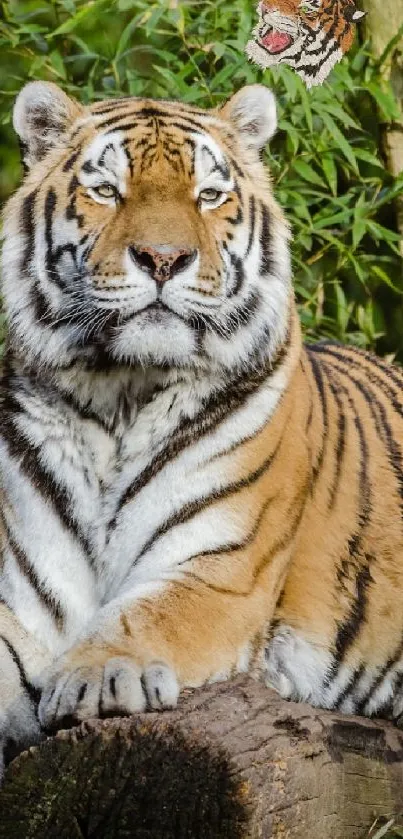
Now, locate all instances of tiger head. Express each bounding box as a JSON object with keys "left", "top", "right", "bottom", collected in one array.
[
  {"left": 2, "top": 83, "right": 291, "bottom": 375},
  {"left": 246, "top": 0, "right": 365, "bottom": 87}
]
